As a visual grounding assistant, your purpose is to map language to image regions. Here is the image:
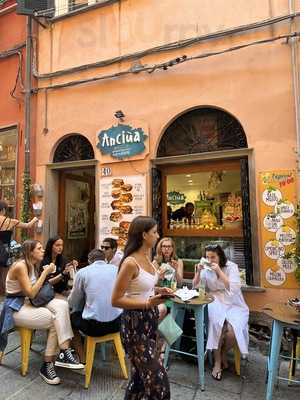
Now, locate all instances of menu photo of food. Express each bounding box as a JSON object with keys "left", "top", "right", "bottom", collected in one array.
[{"left": 100, "top": 175, "right": 147, "bottom": 247}]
